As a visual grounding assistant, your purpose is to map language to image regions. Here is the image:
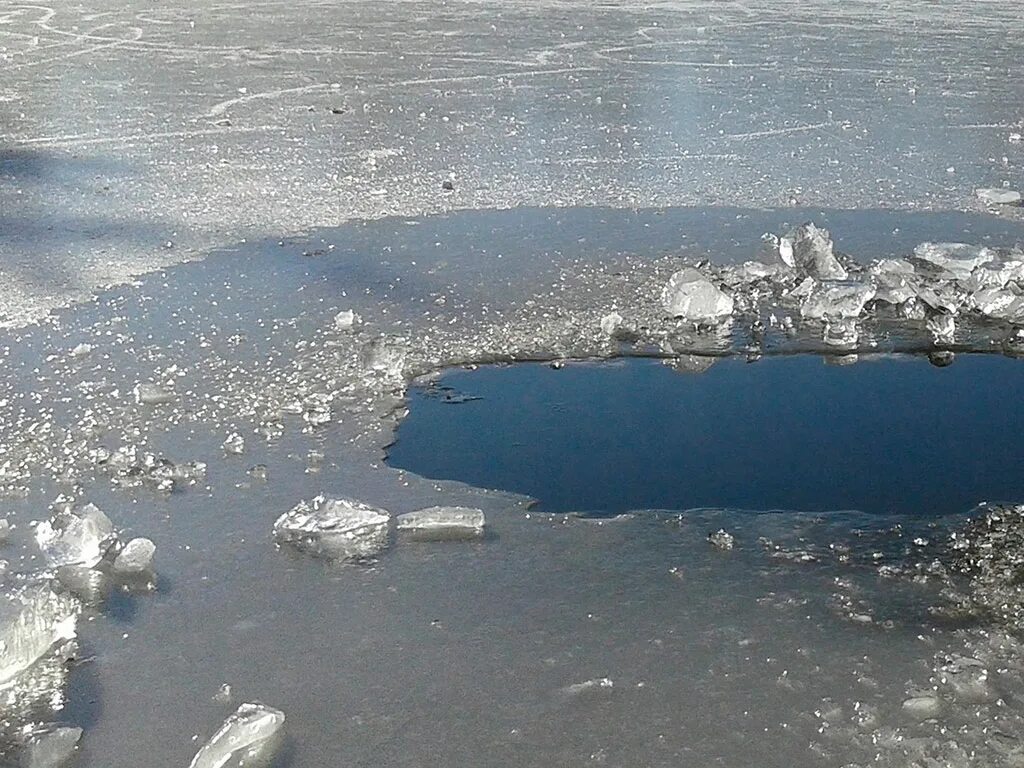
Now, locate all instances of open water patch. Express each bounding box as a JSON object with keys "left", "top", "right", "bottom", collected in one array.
[{"left": 388, "top": 354, "right": 1024, "bottom": 516}]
